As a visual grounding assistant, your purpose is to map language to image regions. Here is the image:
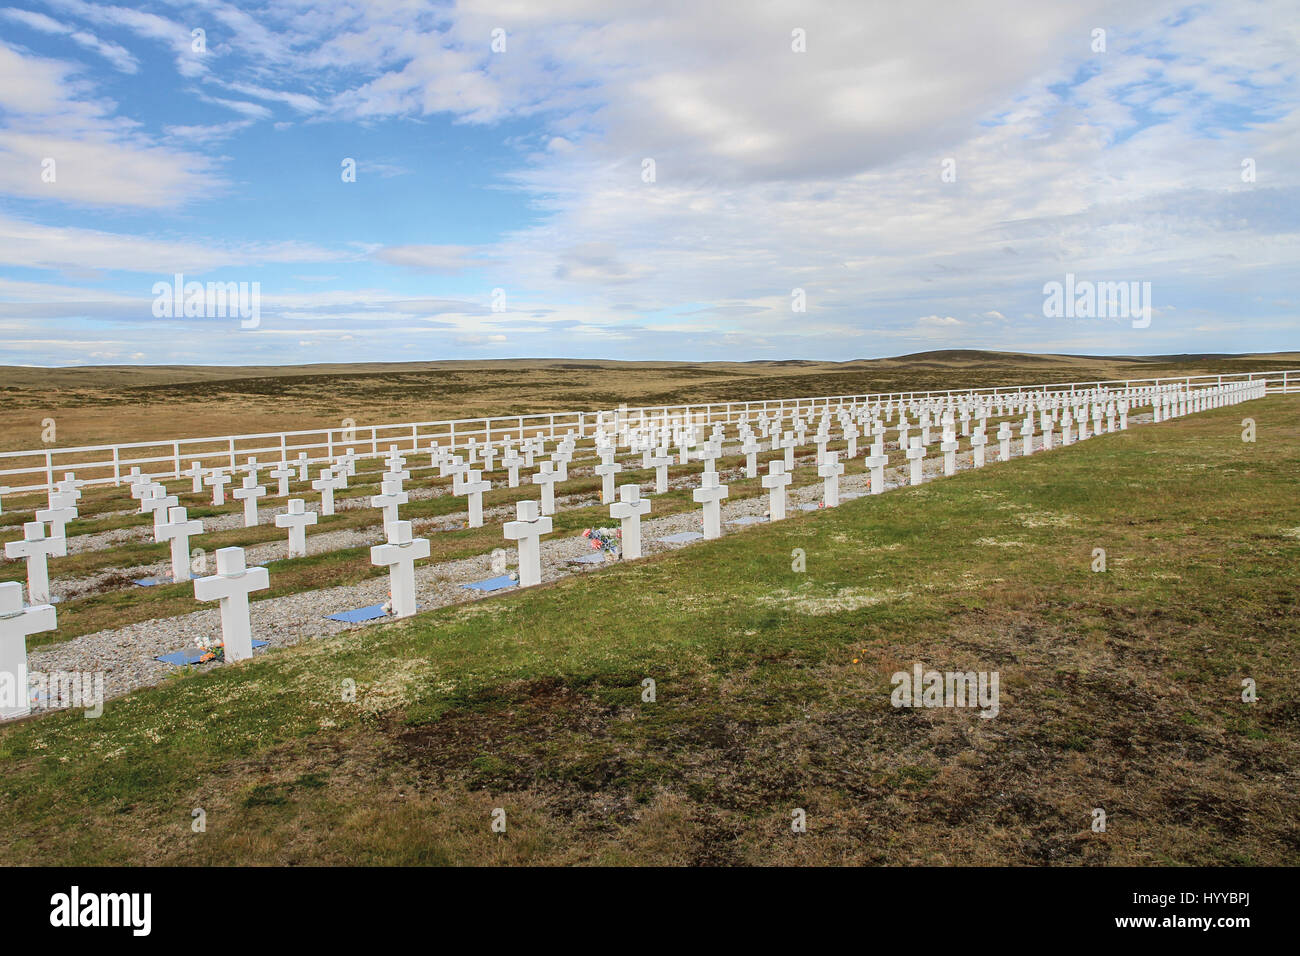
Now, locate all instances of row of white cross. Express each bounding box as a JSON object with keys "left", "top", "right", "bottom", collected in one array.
[{"left": 1, "top": 380, "right": 1265, "bottom": 720}]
